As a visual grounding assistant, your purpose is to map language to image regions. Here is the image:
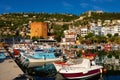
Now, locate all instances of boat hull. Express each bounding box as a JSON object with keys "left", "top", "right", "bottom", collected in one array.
[
  {"left": 61, "top": 69, "right": 101, "bottom": 79},
  {"left": 20, "top": 51, "right": 63, "bottom": 67},
  {"left": 28, "top": 58, "right": 62, "bottom": 67},
  {"left": 53, "top": 58, "right": 103, "bottom": 79}
]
